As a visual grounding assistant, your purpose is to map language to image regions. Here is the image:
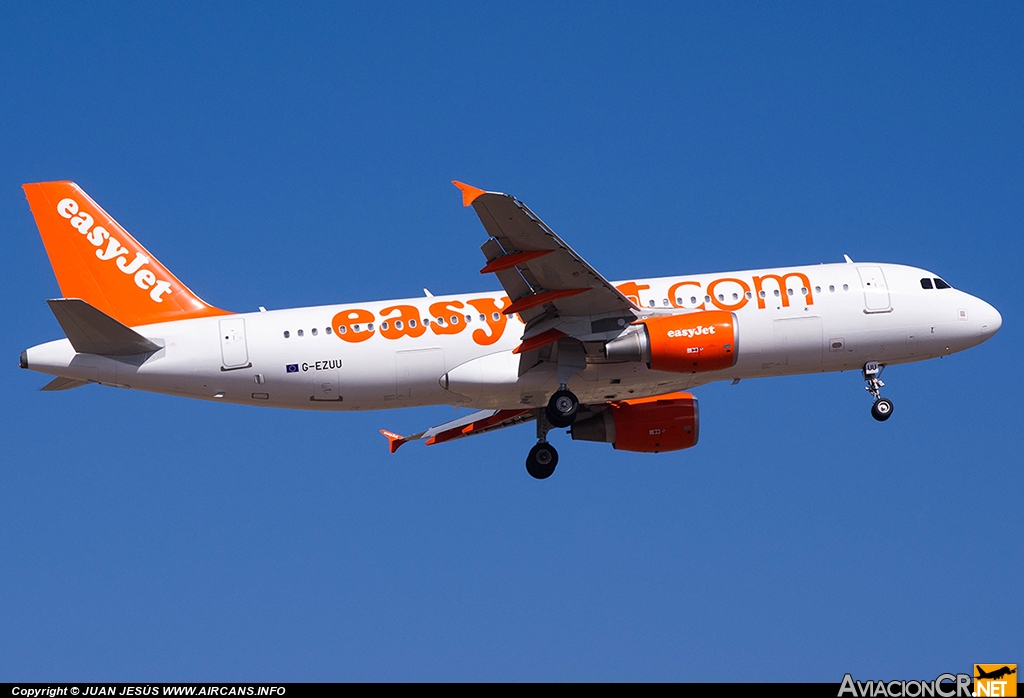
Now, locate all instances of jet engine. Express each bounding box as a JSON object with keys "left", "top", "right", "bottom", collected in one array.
[
  {"left": 570, "top": 392, "right": 699, "bottom": 453},
  {"left": 604, "top": 310, "right": 737, "bottom": 373}
]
